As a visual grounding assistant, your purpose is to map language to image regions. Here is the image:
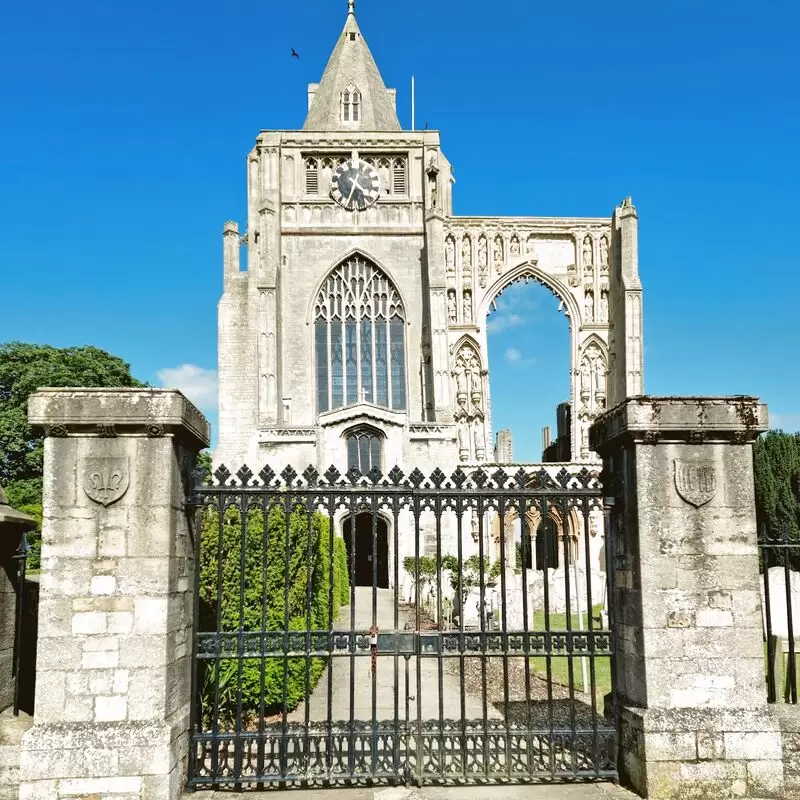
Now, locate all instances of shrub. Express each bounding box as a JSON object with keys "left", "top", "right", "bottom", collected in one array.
[{"left": 198, "top": 504, "right": 349, "bottom": 726}]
